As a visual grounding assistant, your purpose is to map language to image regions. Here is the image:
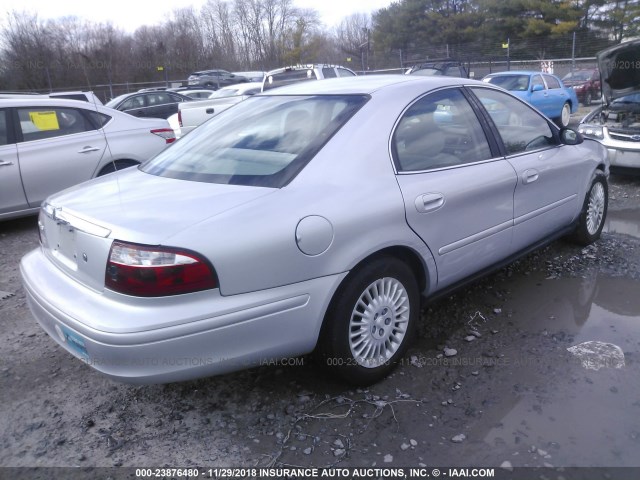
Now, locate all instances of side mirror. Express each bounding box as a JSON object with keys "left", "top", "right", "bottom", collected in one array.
[
  {"left": 560, "top": 127, "right": 583, "bottom": 145},
  {"left": 532, "top": 84, "right": 544, "bottom": 92}
]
